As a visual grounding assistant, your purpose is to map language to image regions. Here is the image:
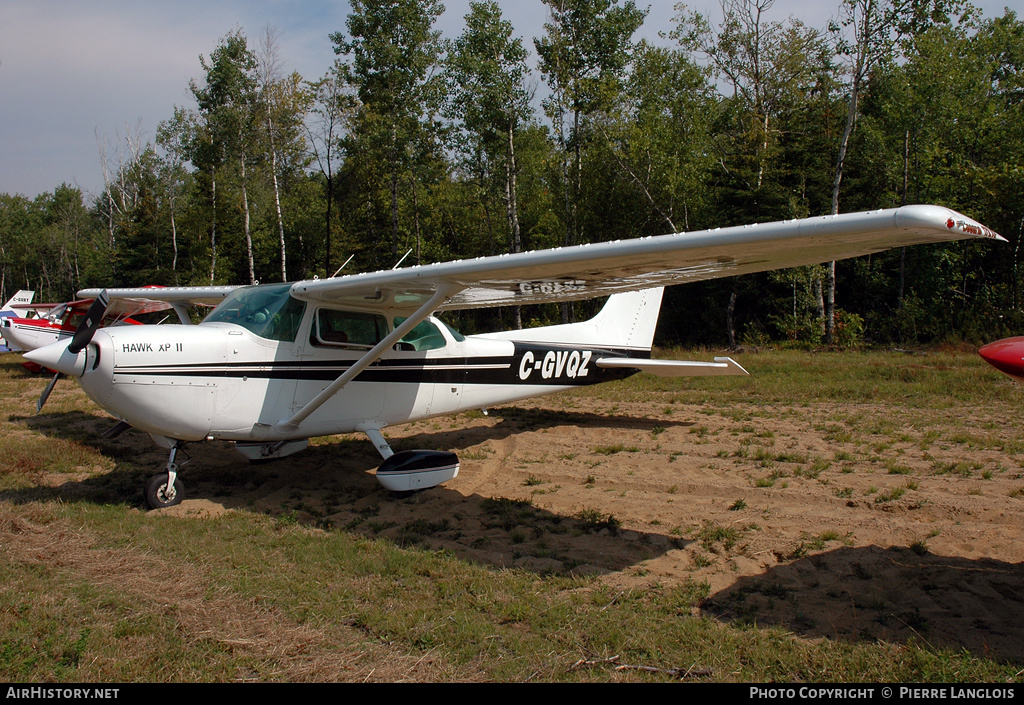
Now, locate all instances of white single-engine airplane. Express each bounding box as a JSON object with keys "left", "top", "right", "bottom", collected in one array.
[{"left": 24, "top": 205, "right": 1003, "bottom": 509}]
